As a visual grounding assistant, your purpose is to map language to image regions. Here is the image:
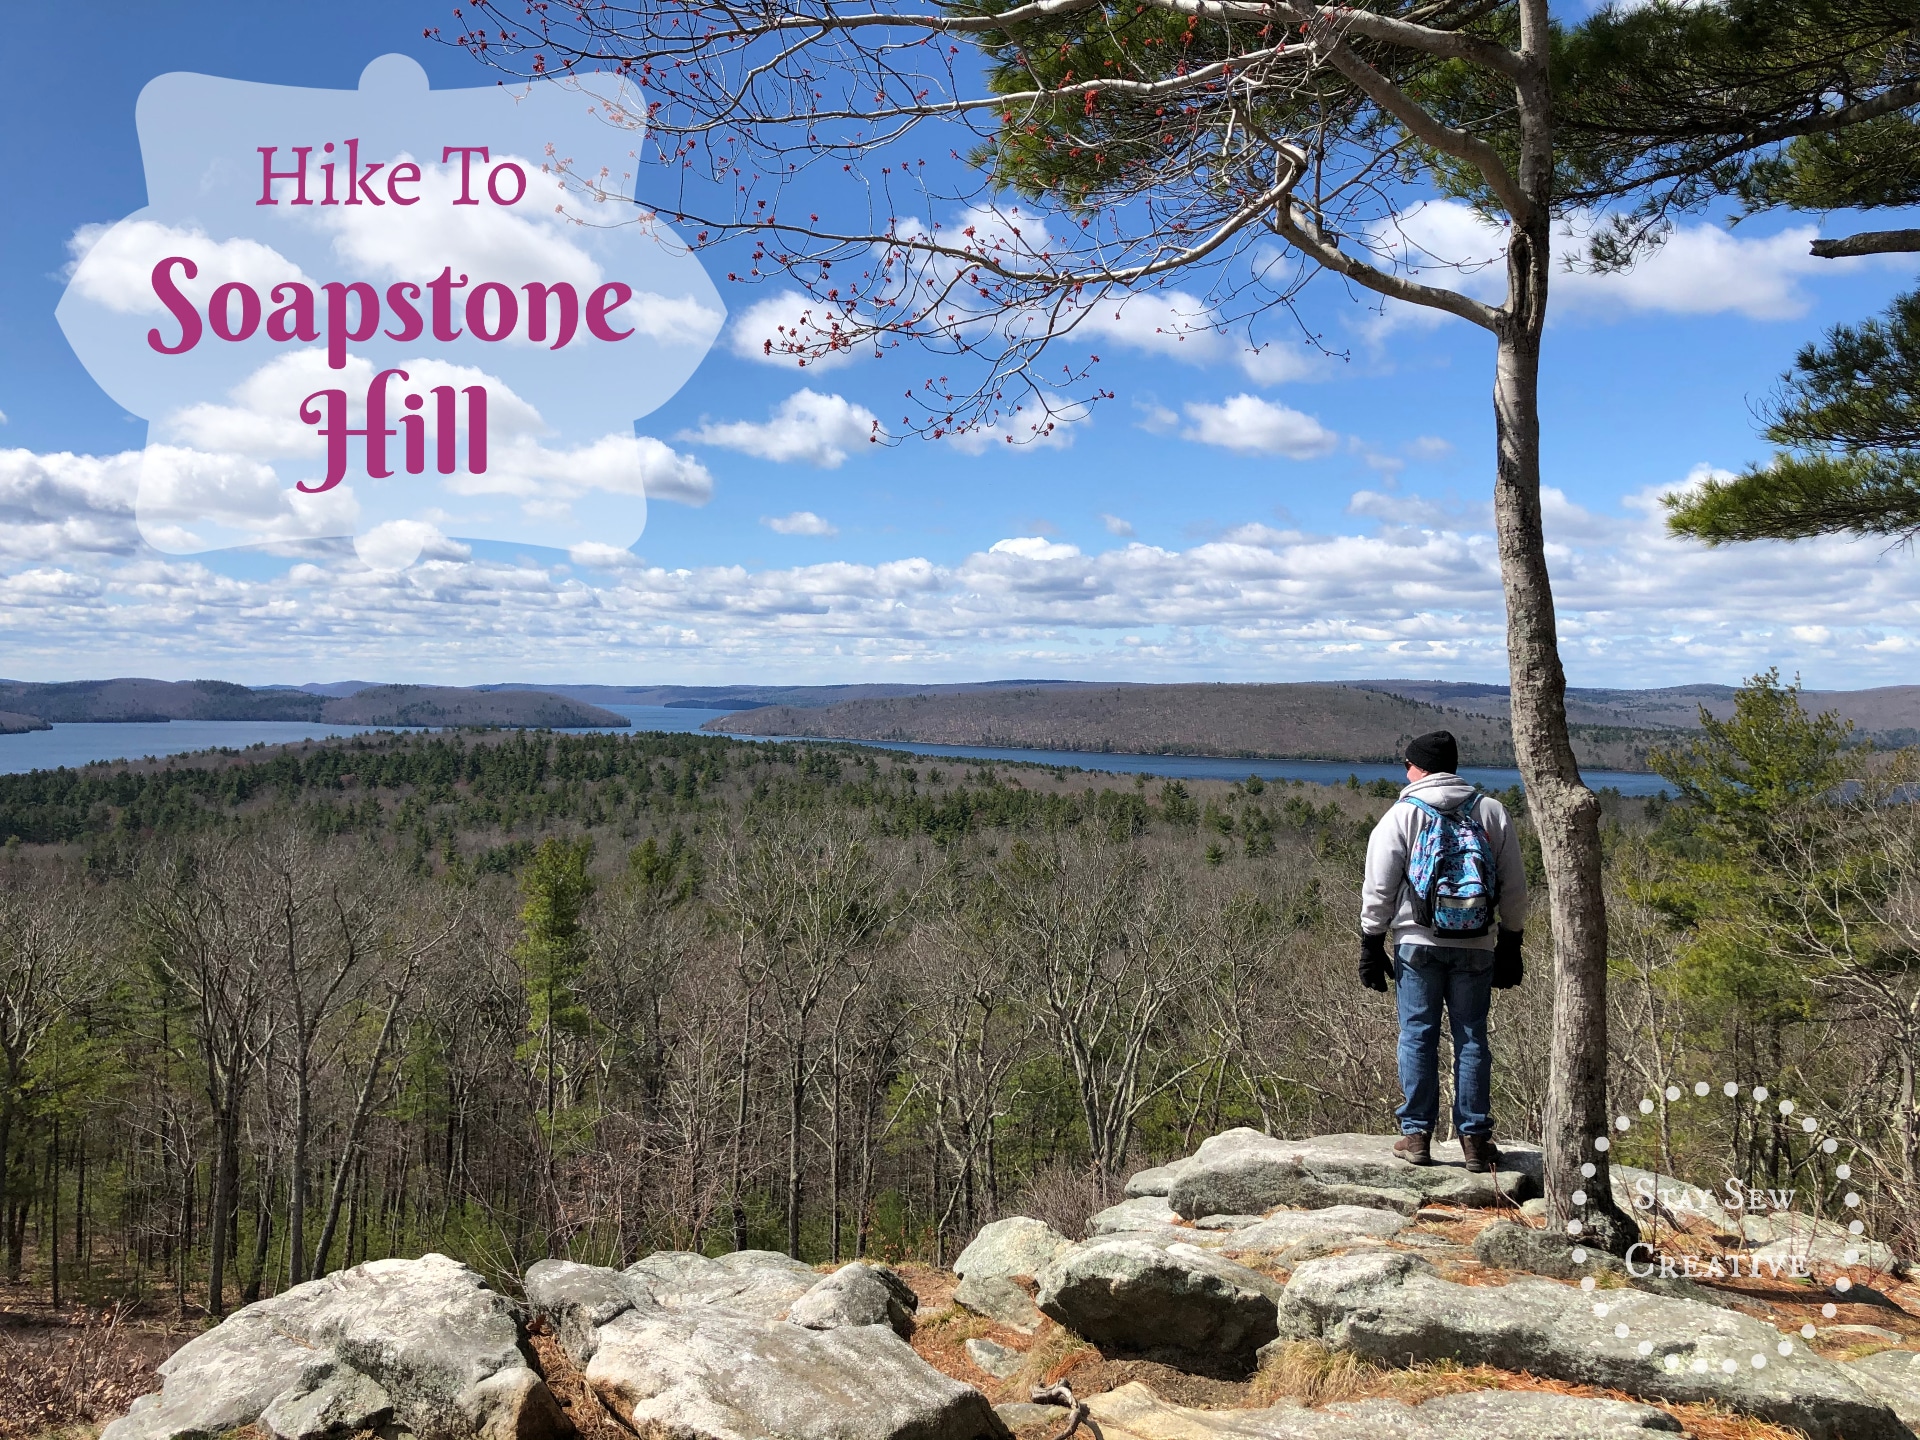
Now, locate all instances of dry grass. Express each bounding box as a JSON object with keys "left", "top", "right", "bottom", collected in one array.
[
  {"left": 0, "top": 1307, "right": 170, "bottom": 1440},
  {"left": 1013, "top": 1321, "right": 1102, "bottom": 1390},
  {"left": 524, "top": 1322, "right": 629, "bottom": 1440},
  {"left": 1242, "top": 1340, "right": 1810, "bottom": 1440},
  {"left": 1248, "top": 1339, "right": 1387, "bottom": 1407}
]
